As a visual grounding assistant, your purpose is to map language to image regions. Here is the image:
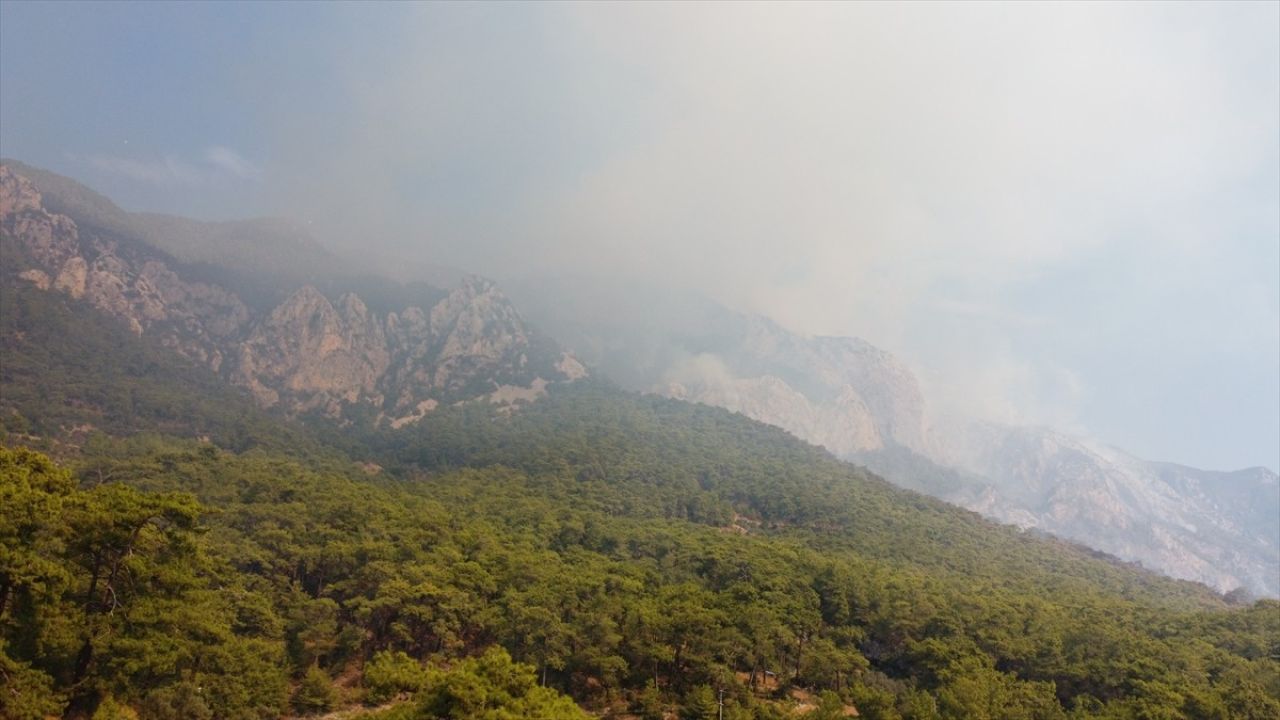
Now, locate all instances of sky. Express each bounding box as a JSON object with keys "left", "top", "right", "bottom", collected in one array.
[{"left": 2, "top": 1, "right": 1277, "bottom": 471}]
